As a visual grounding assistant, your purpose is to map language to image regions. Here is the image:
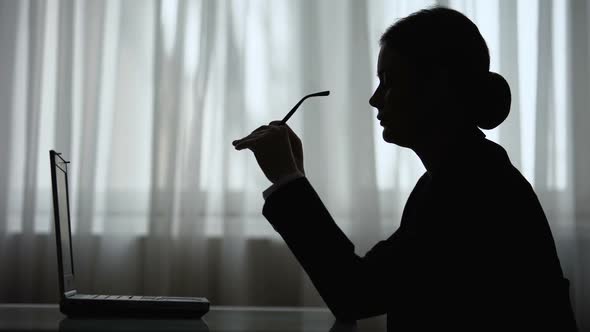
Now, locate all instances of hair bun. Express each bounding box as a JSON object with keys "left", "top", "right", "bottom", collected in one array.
[{"left": 475, "top": 72, "right": 511, "bottom": 130}]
